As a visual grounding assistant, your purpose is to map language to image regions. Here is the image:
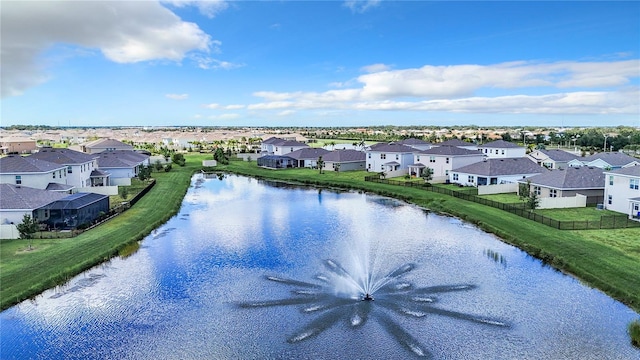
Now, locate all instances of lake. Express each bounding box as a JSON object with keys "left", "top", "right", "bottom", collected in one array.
[{"left": 1, "top": 174, "right": 637, "bottom": 359}]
